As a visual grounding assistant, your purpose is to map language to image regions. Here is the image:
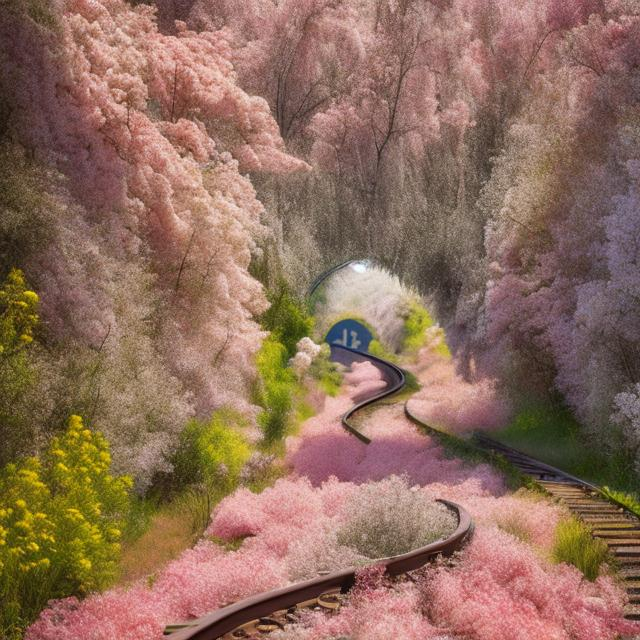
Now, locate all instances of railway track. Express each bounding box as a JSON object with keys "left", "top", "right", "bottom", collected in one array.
[
  {"left": 404, "top": 403, "right": 640, "bottom": 620},
  {"left": 329, "top": 343, "right": 406, "bottom": 443},
  {"left": 471, "top": 433, "right": 640, "bottom": 620},
  {"left": 164, "top": 347, "right": 473, "bottom": 640}
]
